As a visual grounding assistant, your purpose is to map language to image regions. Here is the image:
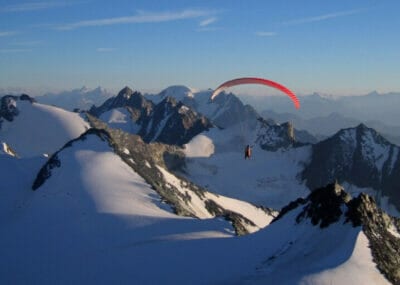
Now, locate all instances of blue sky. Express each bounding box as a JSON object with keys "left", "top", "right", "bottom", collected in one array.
[{"left": 0, "top": 0, "right": 399, "bottom": 95}]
